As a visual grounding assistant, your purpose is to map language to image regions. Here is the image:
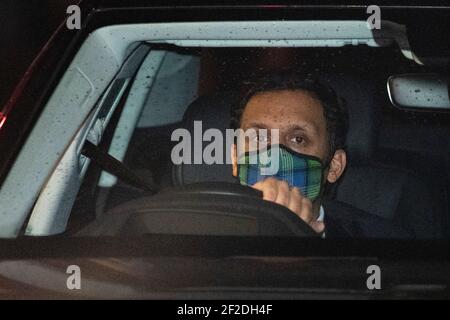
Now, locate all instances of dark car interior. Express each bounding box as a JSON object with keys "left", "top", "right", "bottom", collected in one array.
[{"left": 69, "top": 45, "right": 450, "bottom": 239}]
